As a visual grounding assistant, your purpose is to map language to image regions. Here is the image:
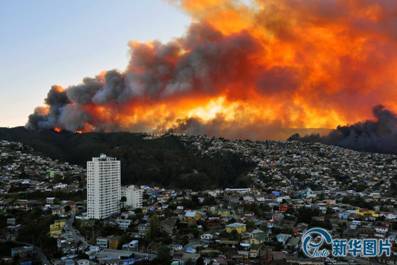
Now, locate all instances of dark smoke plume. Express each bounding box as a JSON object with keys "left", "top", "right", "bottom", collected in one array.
[
  {"left": 289, "top": 105, "right": 397, "bottom": 154},
  {"left": 26, "top": 0, "right": 397, "bottom": 142},
  {"left": 26, "top": 23, "right": 260, "bottom": 132}
]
